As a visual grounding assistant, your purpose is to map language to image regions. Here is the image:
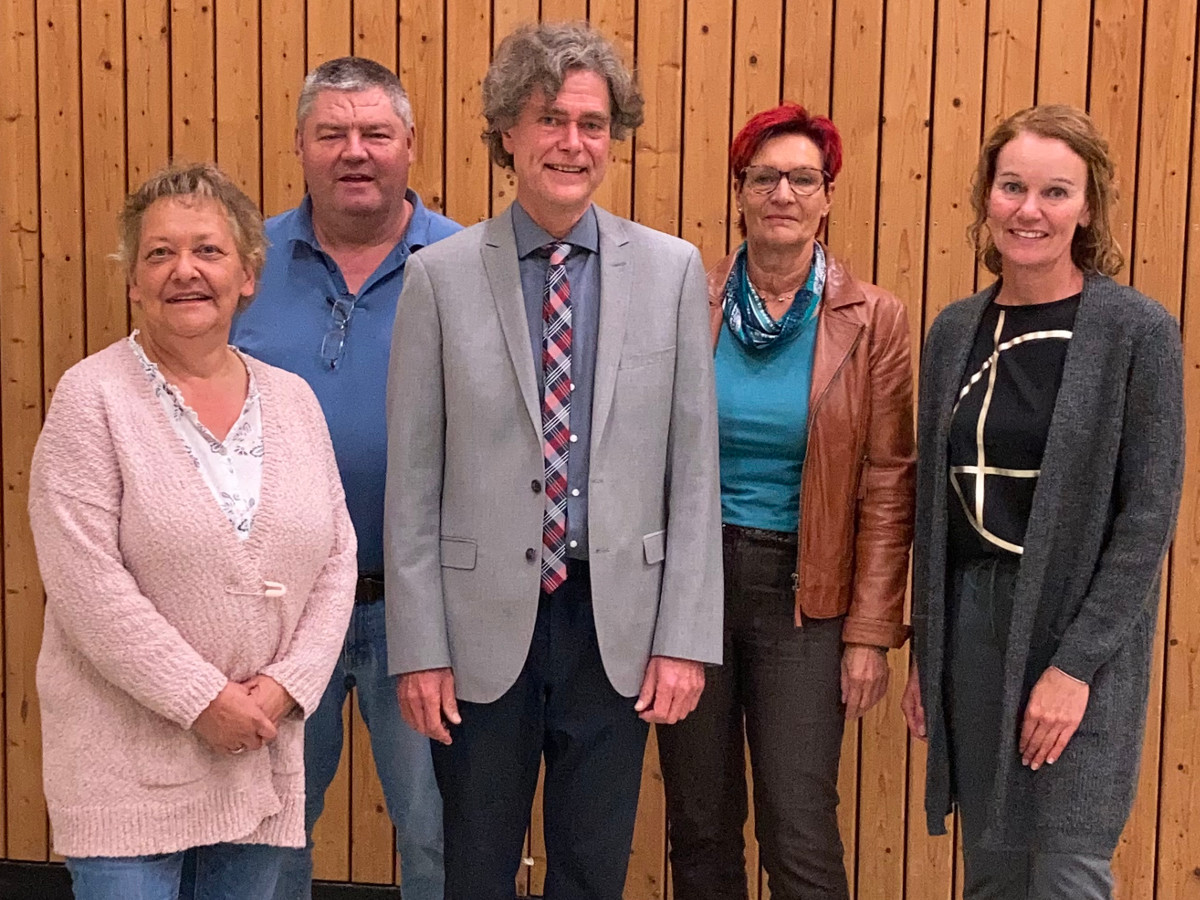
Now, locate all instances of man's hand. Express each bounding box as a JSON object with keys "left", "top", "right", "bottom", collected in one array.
[
  {"left": 634, "top": 656, "right": 705, "bottom": 724},
  {"left": 398, "top": 667, "right": 461, "bottom": 745},
  {"left": 244, "top": 674, "right": 298, "bottom": 725},
  {"left": 1019, "top": 666, "right": 1089, "bottom": 770},
  {"left": 841, "top": 644, "right": 890, "bottom": 720},
  {"left": 192, "top": 682, "right": 278, "bottom": 755},
  {"left": 900, "top": 661, "right": 926, "bottom": 740}
]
